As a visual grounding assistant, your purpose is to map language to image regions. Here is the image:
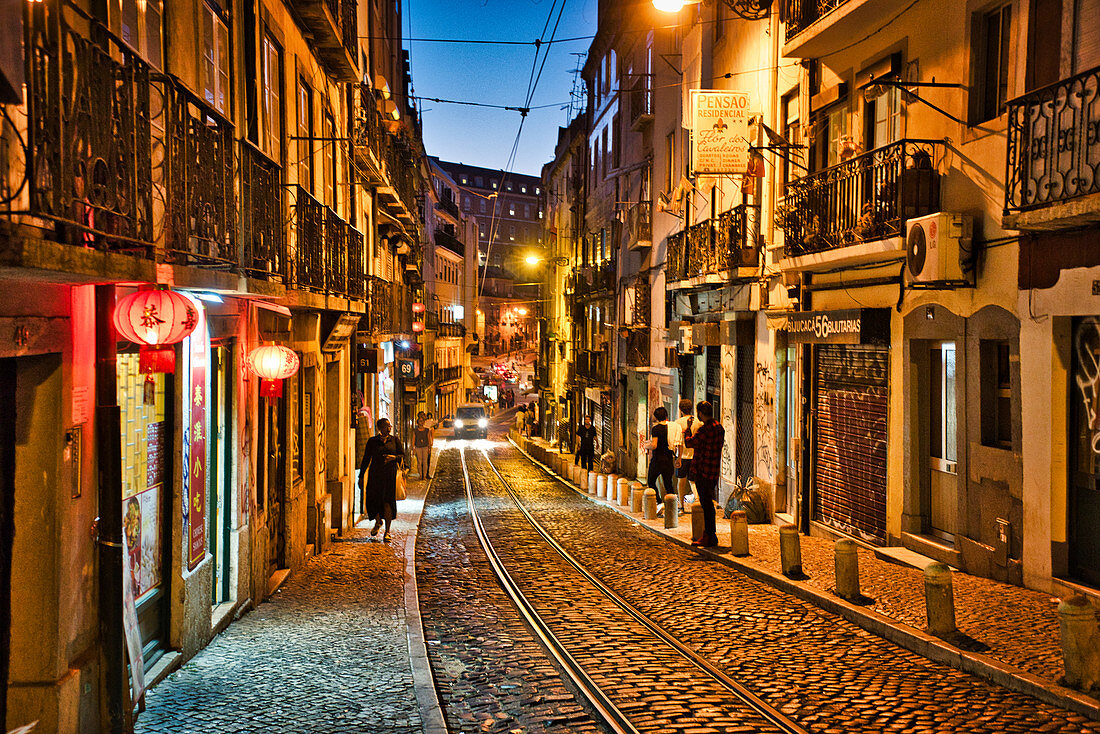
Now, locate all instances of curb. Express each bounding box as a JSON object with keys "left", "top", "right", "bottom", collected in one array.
[
  {"left": 401, "top": 468, "right": 450, "bottom": 734},
  {"left": 507, "top": 438, "right": 1100, "bottom": 721}
]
